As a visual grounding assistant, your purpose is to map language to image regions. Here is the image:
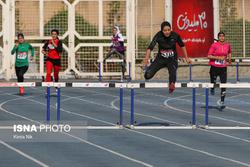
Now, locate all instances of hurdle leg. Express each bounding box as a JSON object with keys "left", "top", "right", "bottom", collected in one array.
[
  {"left": 205, "top": 88, "right": 209, "bottom": 126},
  {"left": 128, "top": 62, "right": 132, "bottom": 82},
  {"left": 46, "top": 87, "right": 51, "bottom": 121},
  {"left": 189, "top": 64, "right": 192, "bottom": 81},
  {"left": 192, "top": 88, "right": 196, "bottom": 126},
  {"left": 130, "top": 88, "right": 135, "bottom": 127},
  {"left": 98, "top": 62, "right": 102, "bottom": 82},
  {"left": 119, "top": 88, "right": 124, "bottom": 126},
  {"left": 105, "top": 61, "right": 108, "bottom": 76},
  {"left": 236, "top": 62, "right": 240, "bottom": 82},
  {"left": 57, "top": 87, "right": 61, "bottom": 122}
]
